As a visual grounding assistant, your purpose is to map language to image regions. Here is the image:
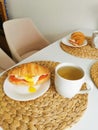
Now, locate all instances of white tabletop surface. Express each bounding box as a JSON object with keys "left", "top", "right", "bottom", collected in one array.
[{"left": 1, "top": 28, "right": 98, "bottom": 130}]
